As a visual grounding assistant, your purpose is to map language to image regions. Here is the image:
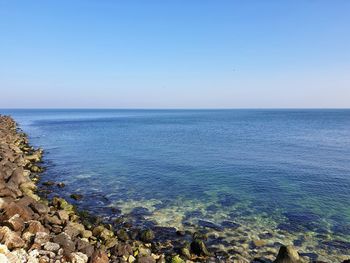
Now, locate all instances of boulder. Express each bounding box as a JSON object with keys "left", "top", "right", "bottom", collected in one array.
[{"left": 274, "top": 245, "right": 300, "bottom": 263}]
